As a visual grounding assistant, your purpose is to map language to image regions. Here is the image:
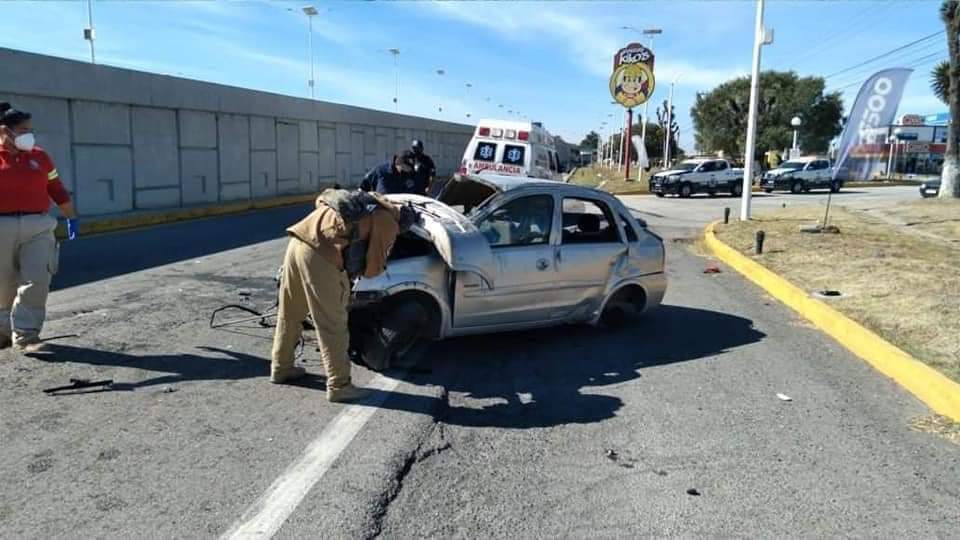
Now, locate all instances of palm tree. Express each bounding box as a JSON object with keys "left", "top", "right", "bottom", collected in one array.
[
  {"left": 931, "top": 61, "right": 950, "bottom": 105},
  {"left": 938, "top": 1, "right": 960, "bottom": 198}
]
